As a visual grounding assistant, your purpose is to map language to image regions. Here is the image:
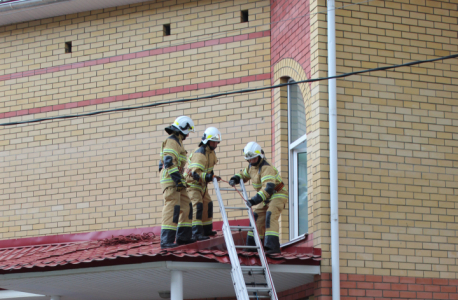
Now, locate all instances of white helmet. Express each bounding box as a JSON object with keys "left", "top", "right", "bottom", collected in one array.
[
  {"left": 201, "top": 127, "right": 222, "bottom": 144},
  {"left": 243, "top": 142, "right": 263, "bottom": 160},
  {"left": 170, "top": 116, "right": 195, "bottom": 135}
]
